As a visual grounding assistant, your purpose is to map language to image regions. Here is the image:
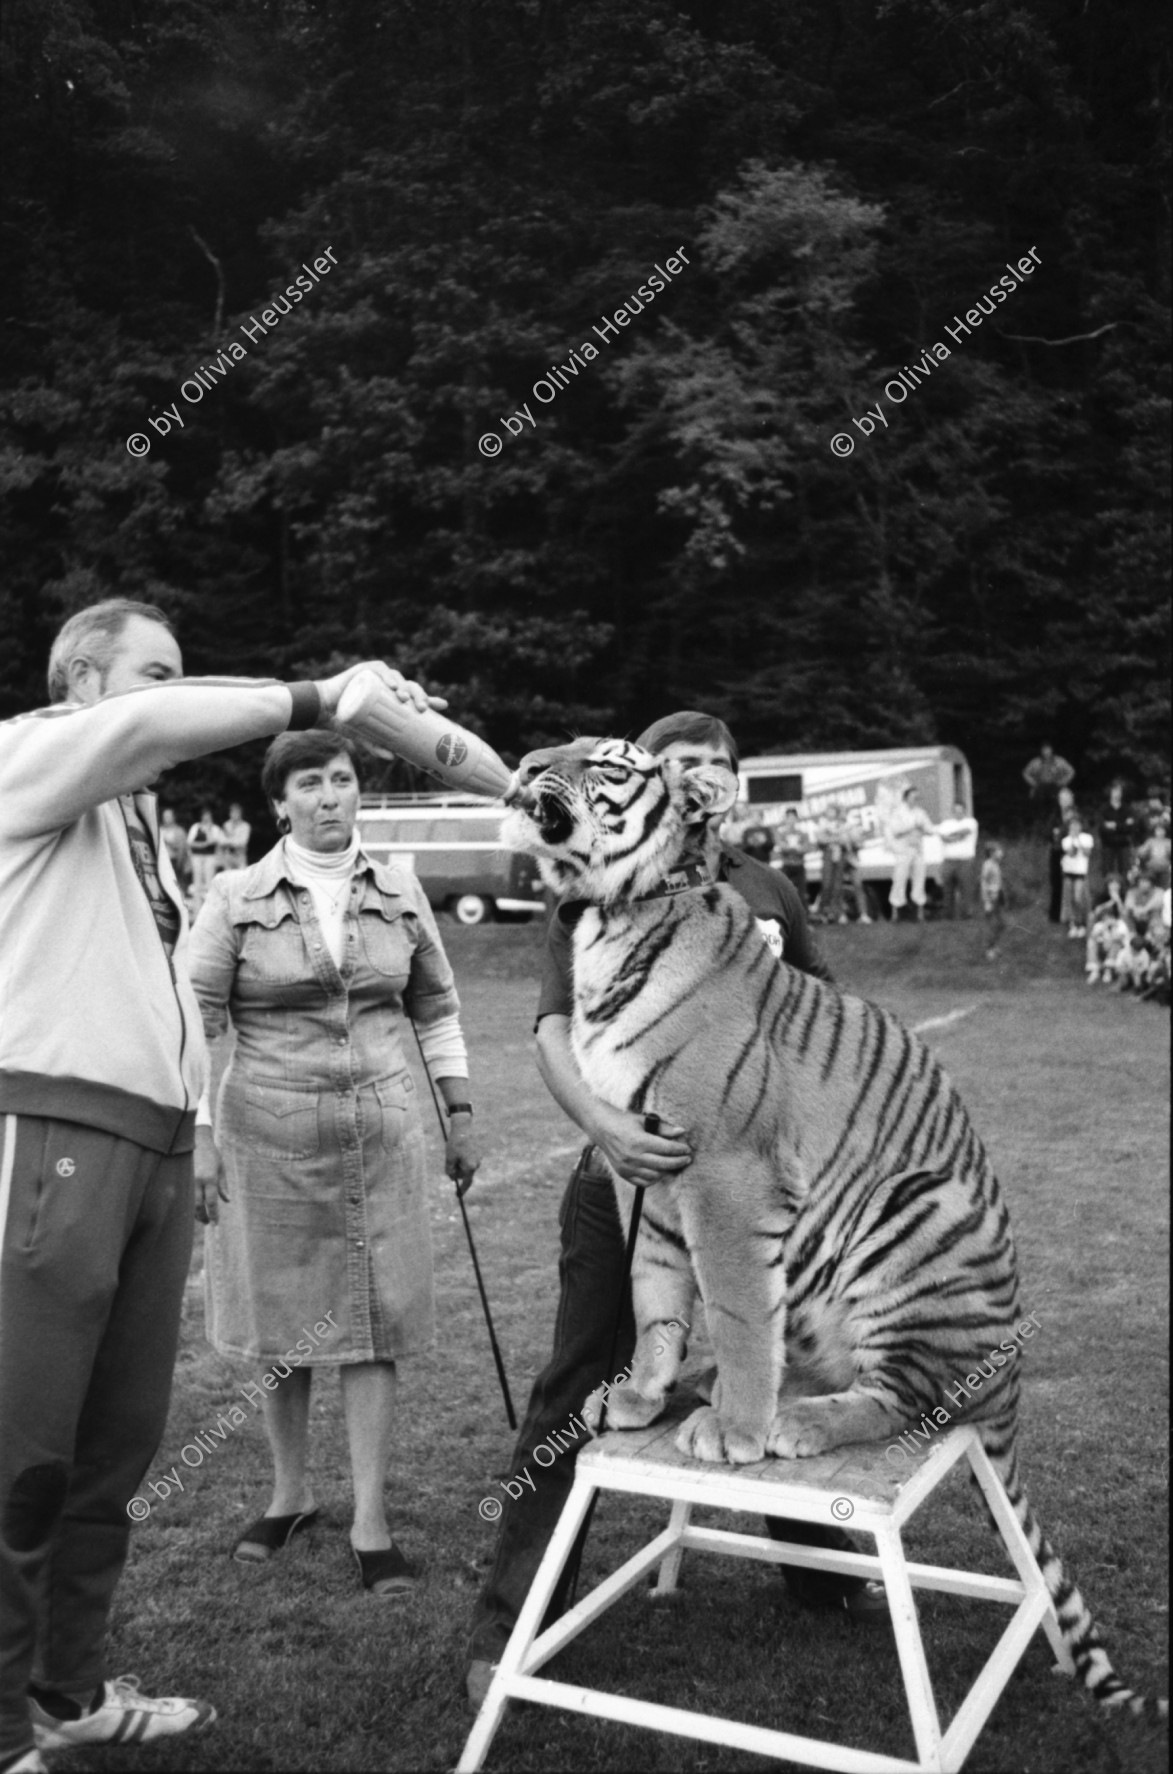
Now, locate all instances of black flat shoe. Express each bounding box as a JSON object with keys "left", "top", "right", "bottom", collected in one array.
[
  {"left": 352, "top": 1540, "right": 418, "bottom": 1598},
  {"left": 232, "top": 1508, "right": 319, "bottom": 1563},
  {"left": 788, "top": 1573, "right": 889, "bottom": 1626}
]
